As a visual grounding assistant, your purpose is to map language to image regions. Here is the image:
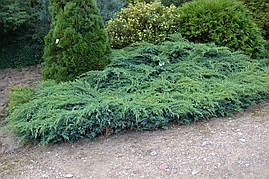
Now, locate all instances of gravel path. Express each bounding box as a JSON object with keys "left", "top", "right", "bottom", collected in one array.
[{"left": 0, "top": 66, "right": 269, "bottom": 179}]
